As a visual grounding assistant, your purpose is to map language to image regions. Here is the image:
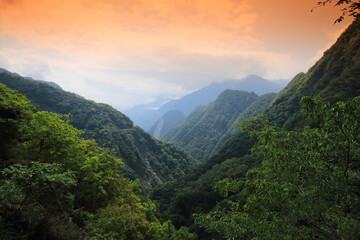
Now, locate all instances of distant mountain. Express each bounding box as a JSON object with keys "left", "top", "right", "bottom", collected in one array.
[
  {"left": 161, "top": 90, "right": 261, "bottom": 162},
  {"left": 150, "top": 18, "right": 360, "bottom": 238},
  {"left": 0, "top": 68, "right": 62, "bottom": 89},
  {"left": 0, "top": 72, "right": 198, "bottom": 193},
  {"left": 125, "top": 75, "right": 285, "bottom": 131},
  {"left": 211, "top": 92, "right": 277, "bottom": 153},
  {"left": 149, "top": 110, "right": 185, "bottom": 138}
]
